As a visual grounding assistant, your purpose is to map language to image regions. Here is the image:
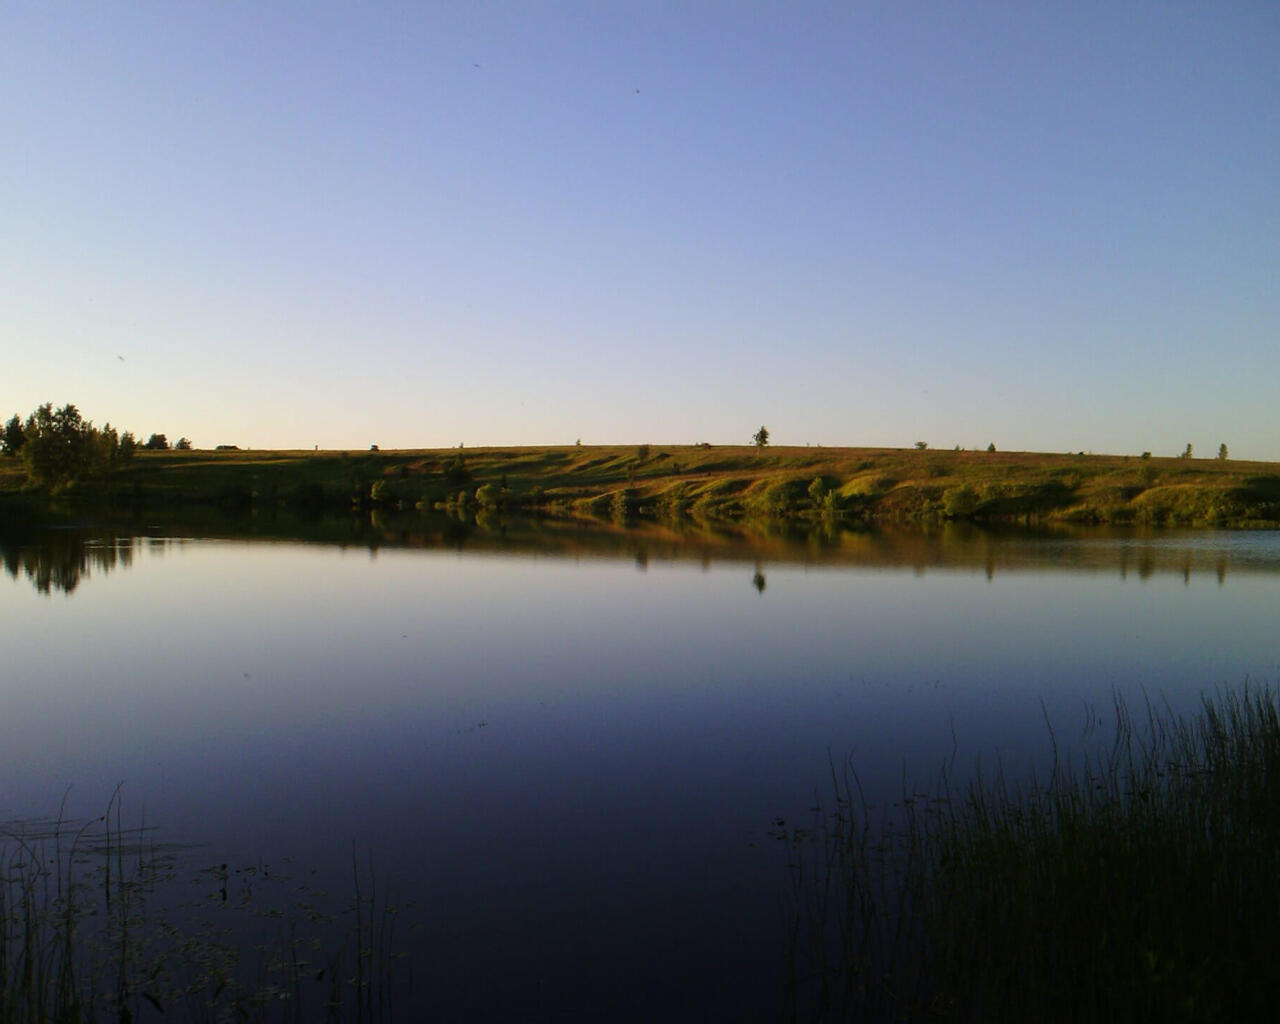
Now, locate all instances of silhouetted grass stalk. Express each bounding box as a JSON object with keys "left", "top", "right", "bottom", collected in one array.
[
  {"left": 785, "top": 684, "right": 1280, "bottom": 1022},
  {"left": 0, "top": 791, "right": 406, "bottom": 1022}
]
